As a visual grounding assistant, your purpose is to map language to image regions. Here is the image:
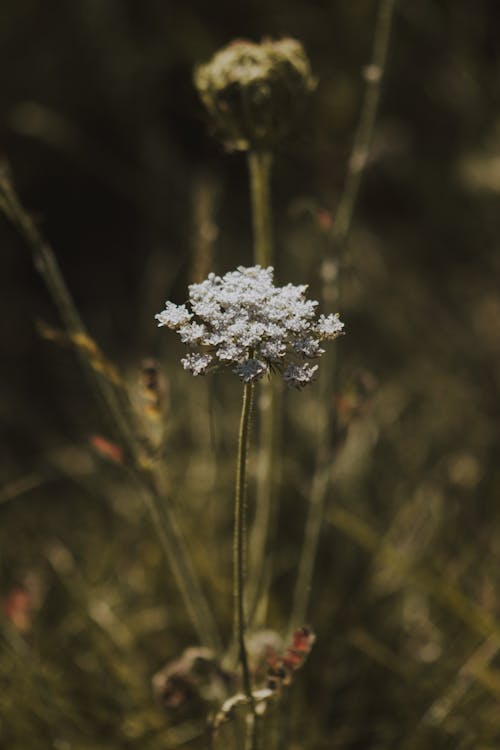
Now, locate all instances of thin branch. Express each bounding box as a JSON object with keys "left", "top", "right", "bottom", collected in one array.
[{"left": 331, "top": 0, "right": 397, "bottom": 255}]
